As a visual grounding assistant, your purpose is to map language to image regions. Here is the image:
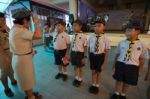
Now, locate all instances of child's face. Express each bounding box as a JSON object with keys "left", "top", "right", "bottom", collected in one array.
[
  {"left": 73, "top": 23, "right": 81, "bottom": 33},
  {"left": 56, "top": 24, "right": 64, "bottom": 33},
  {"left": 125, "top": 28, "right": 139, "bottom": 40},
  {"left": 95, "top": 23, "right": 105, "bottom": 34}
]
